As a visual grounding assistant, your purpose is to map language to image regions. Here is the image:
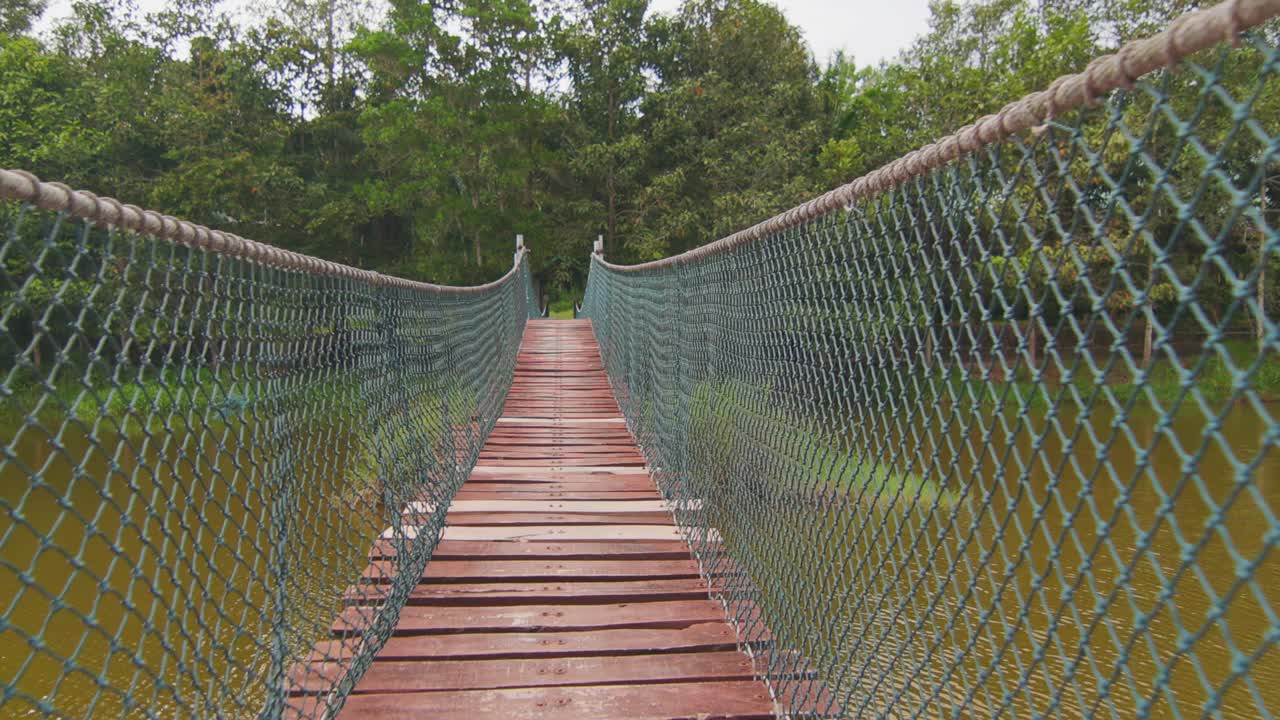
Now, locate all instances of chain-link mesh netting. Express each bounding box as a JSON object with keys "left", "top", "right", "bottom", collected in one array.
[
  {"left": 0, "top": 178, "right": 534, "bottom": 718},
  {"left": 583, "top": 15, "right": 1280, "bottom": 720}
]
